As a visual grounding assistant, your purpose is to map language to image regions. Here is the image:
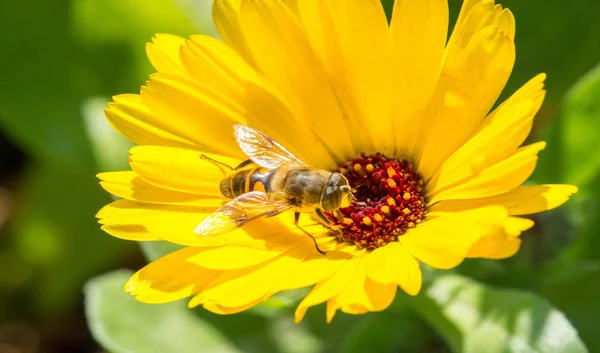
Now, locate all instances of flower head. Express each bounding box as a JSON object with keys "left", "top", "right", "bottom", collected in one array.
[{"left": 97, "top": 0, "right": 577, "bottom": 322}]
